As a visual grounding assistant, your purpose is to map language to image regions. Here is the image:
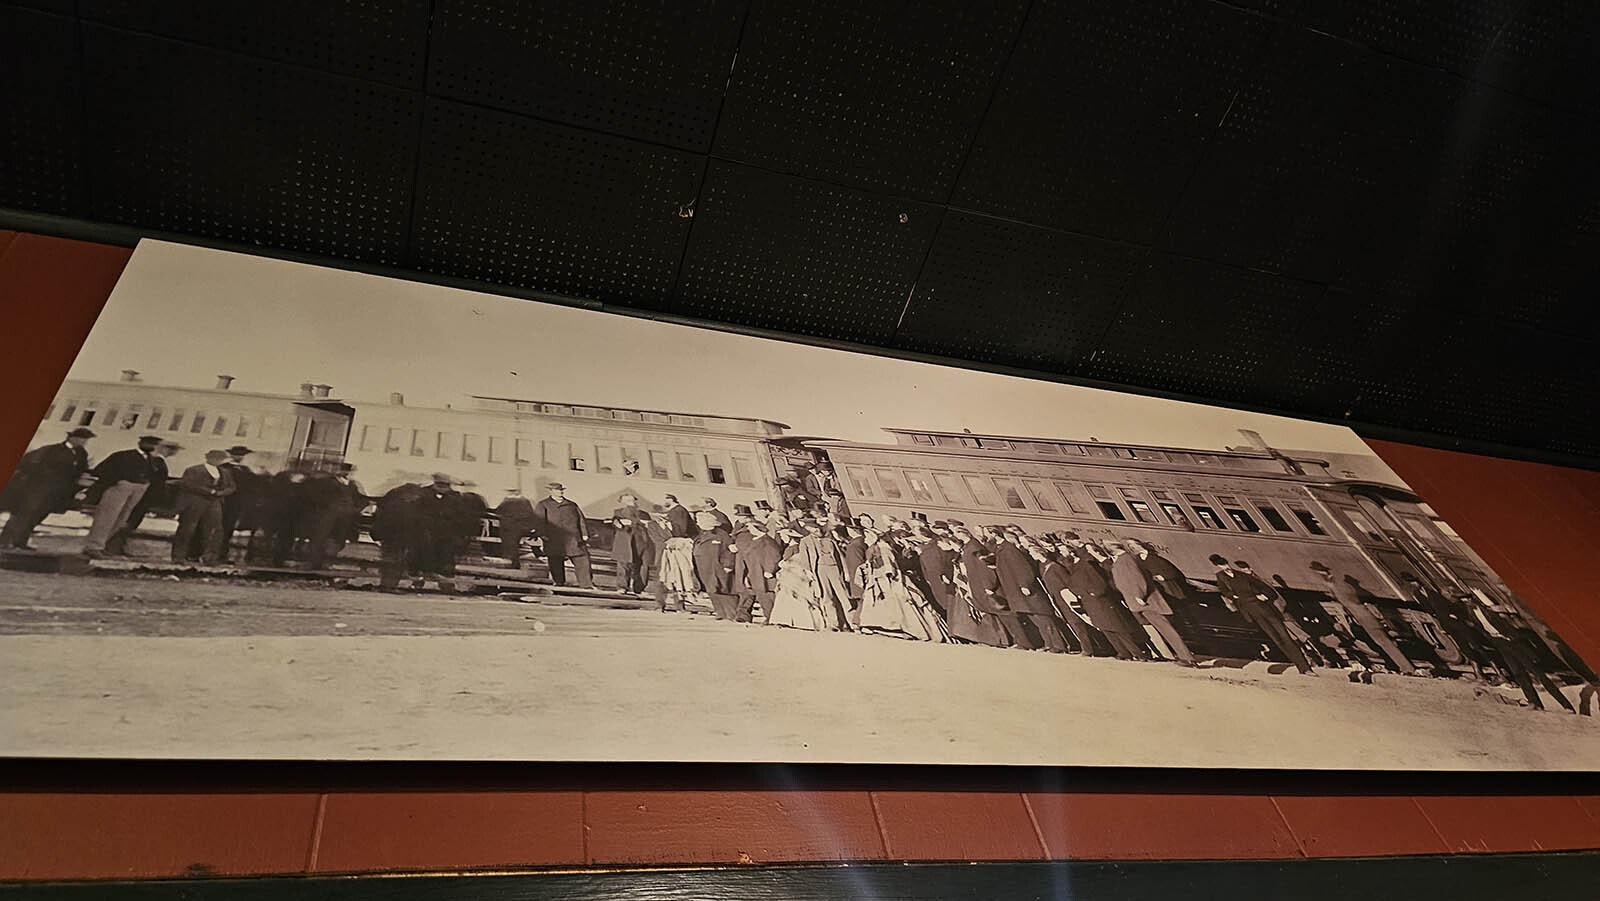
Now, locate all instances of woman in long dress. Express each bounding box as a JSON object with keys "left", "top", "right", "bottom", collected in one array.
[
  {"left": 856, "top": 529, "right": 947, "bottom": 641},
  {"left": 763, "top": 527, "right": 827, "bottom": 631}
]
